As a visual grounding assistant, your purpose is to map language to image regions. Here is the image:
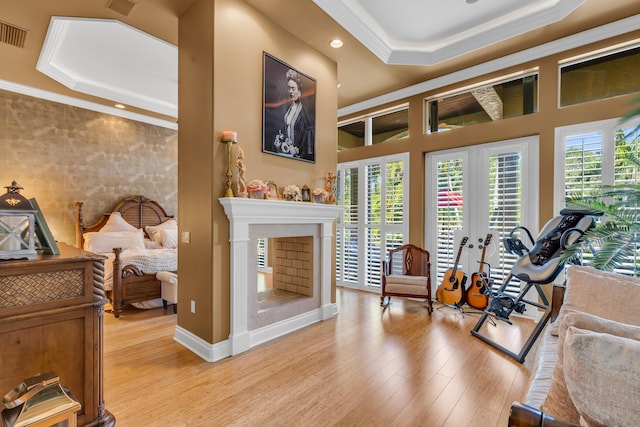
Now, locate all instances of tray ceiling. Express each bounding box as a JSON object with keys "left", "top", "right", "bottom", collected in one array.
[{"left": 312, "top": 0, "right": 585, "bottom": 65}]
